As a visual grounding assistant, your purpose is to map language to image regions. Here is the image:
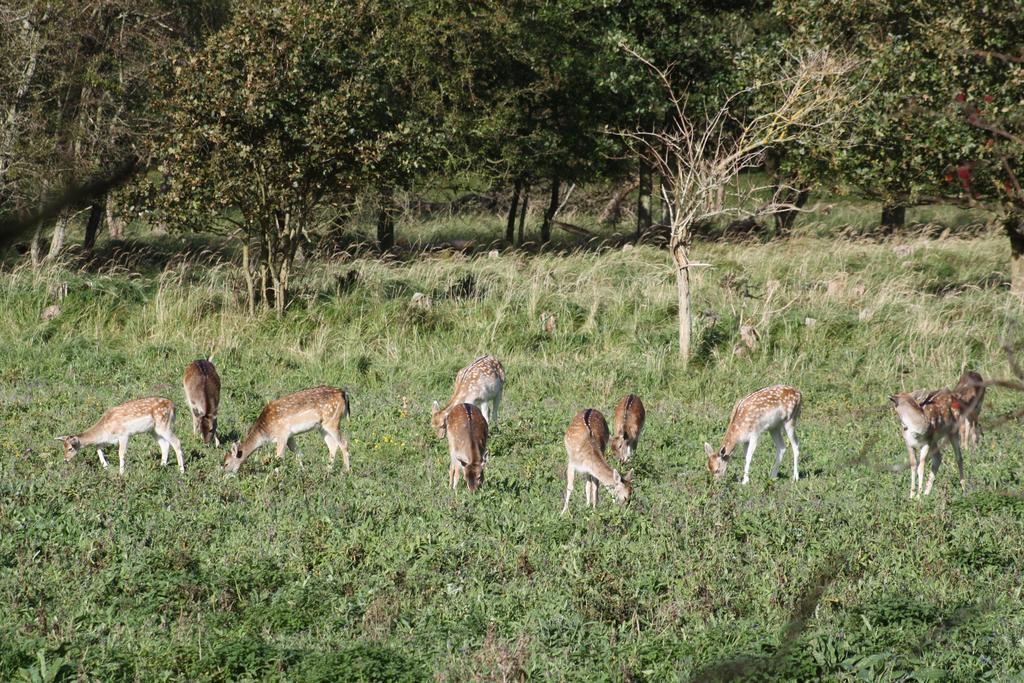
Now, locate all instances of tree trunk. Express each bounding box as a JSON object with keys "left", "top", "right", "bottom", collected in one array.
[
  {"left": 1006, "top": 209, "right": 1024, "bottom": 301},
  {"left": 881, "top": 203, "right": 906, "bottom": 233},
  {"left": 637, "top": 160, "right": 652, "bottom": 240},
  {"left": 242, "top": 240, "right": 256, "bottom": 316},
  {"left": 106, "top": 198, "right": 124, "bottom": 239},
  {"left": 517, "top": 184, "right": 530, "bottom": 246},
  {"left": 672, "top": 242, "right": 692, "bottom": 364},
  {"left": 83, "top": 201, "right": 104, "bottom": 251},
  {"left": 540, "top": 177, "right": 560, "bottom": 244},
  {"left": 46, "top": 215, "right": 68, "bottom": 261},
  {"left": 598, "top": 179, "right": 639, "bottom": 226},
  {"left": 505, "top": 180, "right": 521, "bottom": 244},
  {"left": 775, "top": 186, "right": 810, "bottom": 234},
  {"left": 377, "top": 194, "right": 396, "bottom": 252}
]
